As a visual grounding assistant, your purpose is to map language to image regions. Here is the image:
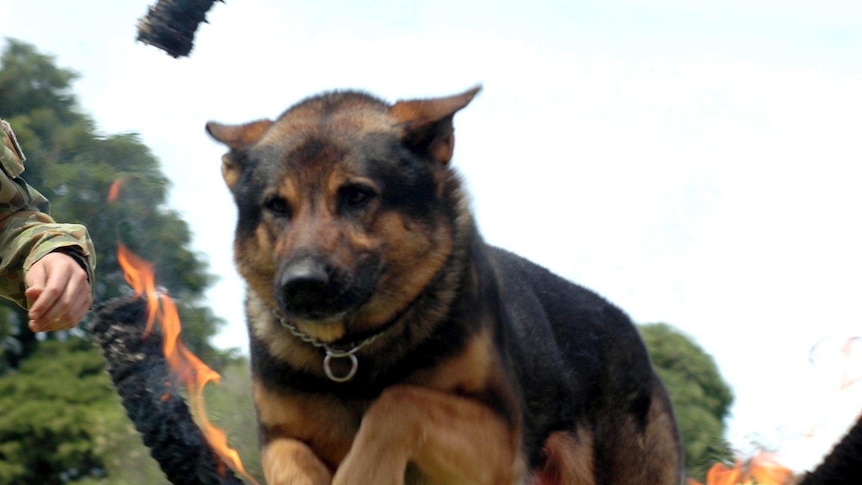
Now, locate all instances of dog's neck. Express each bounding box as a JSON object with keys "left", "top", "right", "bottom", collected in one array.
[{"left": 270, "top": 310, "right": 394, "bottom": 382}]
